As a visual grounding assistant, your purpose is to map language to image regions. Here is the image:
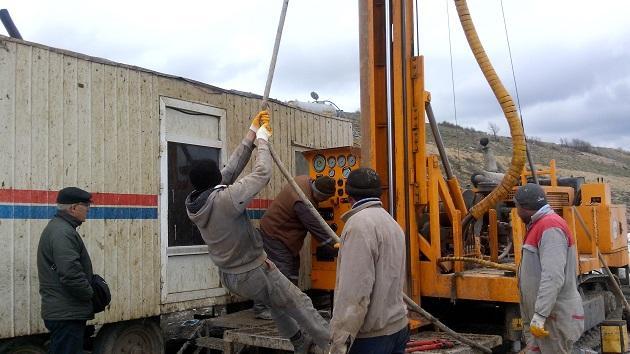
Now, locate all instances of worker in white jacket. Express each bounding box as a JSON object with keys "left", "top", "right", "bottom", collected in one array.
[
  {"left": 329, "top": 168, "right": 409, "bottom": 354},
  {"left": 515, "top": 183, "right": 584, "bottom": 353}
]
